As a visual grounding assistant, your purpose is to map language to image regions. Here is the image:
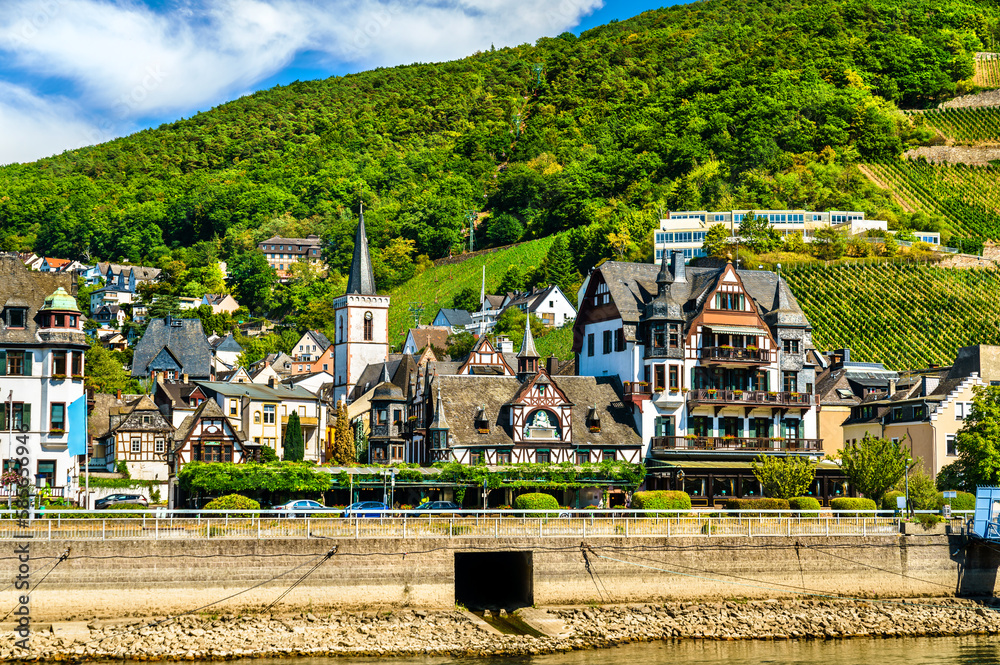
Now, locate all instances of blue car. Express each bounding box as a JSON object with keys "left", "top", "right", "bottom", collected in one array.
[{"left": 342, "top": 501, "right": 389, "bottom": 518}]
